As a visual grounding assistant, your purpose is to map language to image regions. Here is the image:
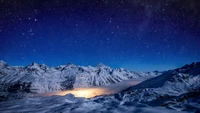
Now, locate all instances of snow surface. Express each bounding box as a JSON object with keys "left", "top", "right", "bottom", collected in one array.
[{"left": 0, "top": 94, "right": 186, "bottom": 113}]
